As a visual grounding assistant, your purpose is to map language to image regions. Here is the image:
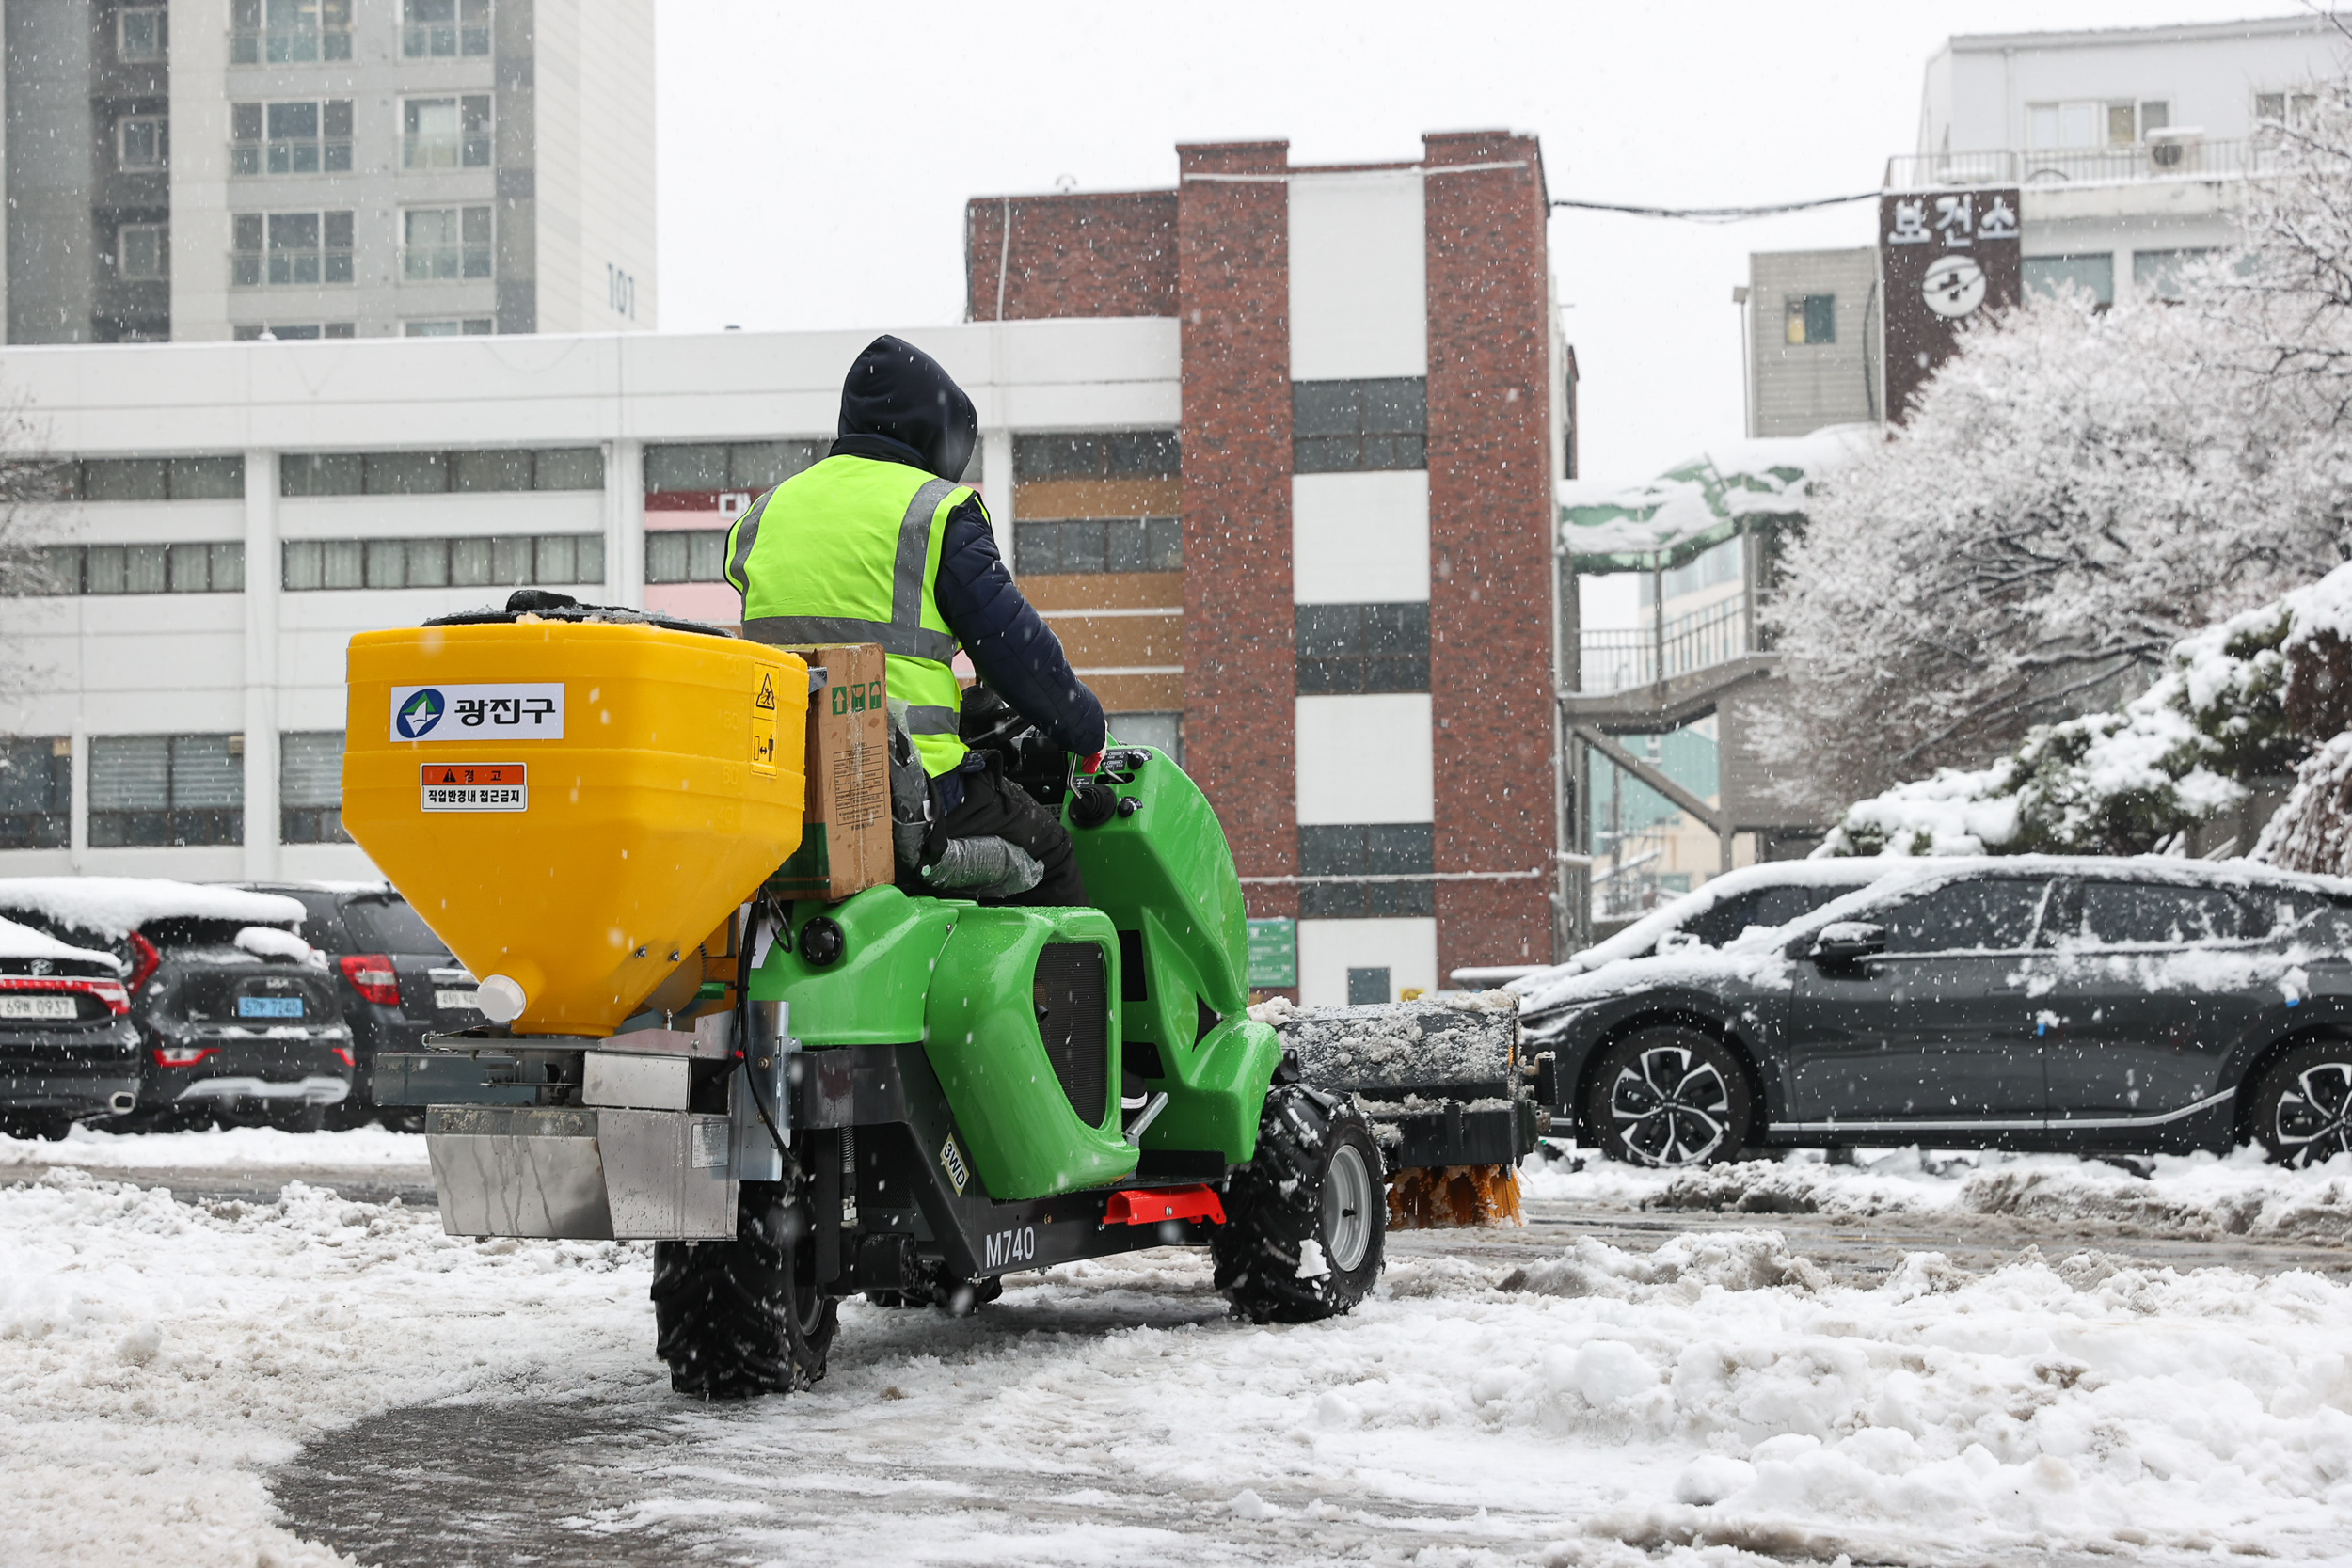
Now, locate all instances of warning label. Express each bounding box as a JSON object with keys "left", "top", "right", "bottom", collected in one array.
[
  {"left": 420, "top": 762, "right": 528, "bottom": 812},
  {"left": 750, "top": 670, "right": 779, "bottom": 774}
]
